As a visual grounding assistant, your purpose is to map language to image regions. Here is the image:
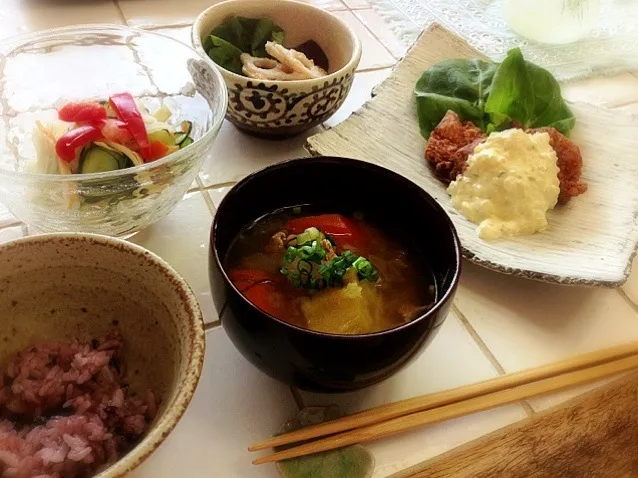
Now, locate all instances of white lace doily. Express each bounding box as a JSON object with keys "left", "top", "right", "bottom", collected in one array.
[{"left": 373, "top": 0, "right": 638, "bottom": 82}]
